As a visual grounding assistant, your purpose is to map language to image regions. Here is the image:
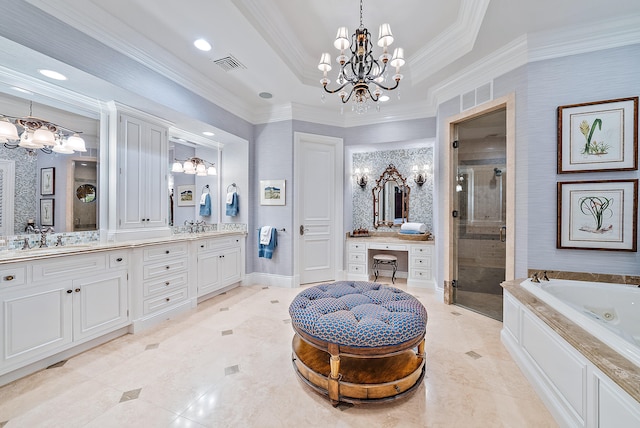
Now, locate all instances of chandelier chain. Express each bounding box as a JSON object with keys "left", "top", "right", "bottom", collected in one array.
[{"left": 359, "top": 0, "right": 363, "bottom": 28}]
